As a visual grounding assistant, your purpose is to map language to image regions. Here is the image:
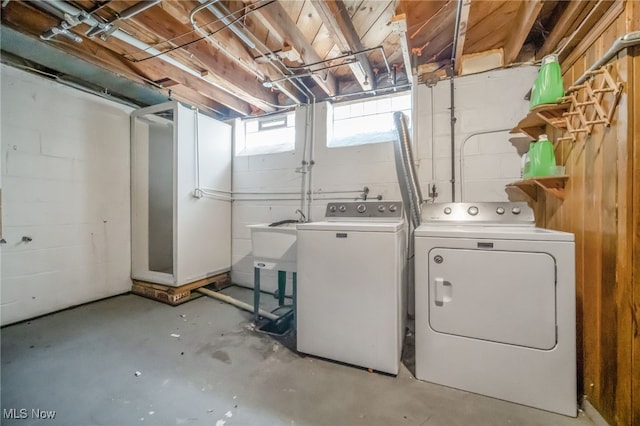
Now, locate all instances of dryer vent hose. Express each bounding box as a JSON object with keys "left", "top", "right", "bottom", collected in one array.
[{"left": 393, "top": 111, "right": 423, "bottom": 228}]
